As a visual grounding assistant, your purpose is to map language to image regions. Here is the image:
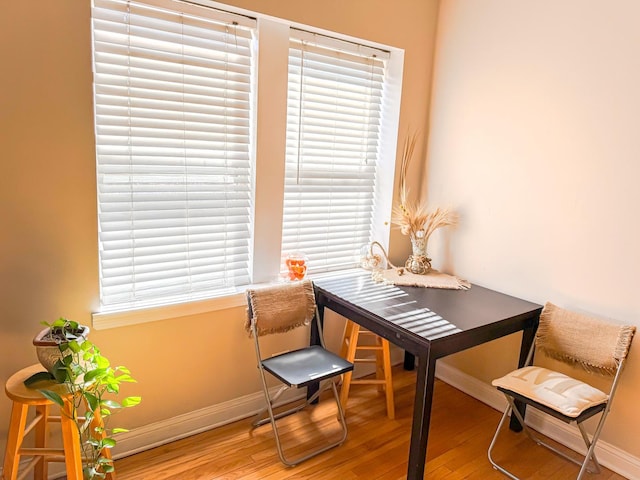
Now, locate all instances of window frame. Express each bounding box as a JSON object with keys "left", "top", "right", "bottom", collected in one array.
[{"left": 92, "top": 1, "right": 403, "bottom": 330}]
